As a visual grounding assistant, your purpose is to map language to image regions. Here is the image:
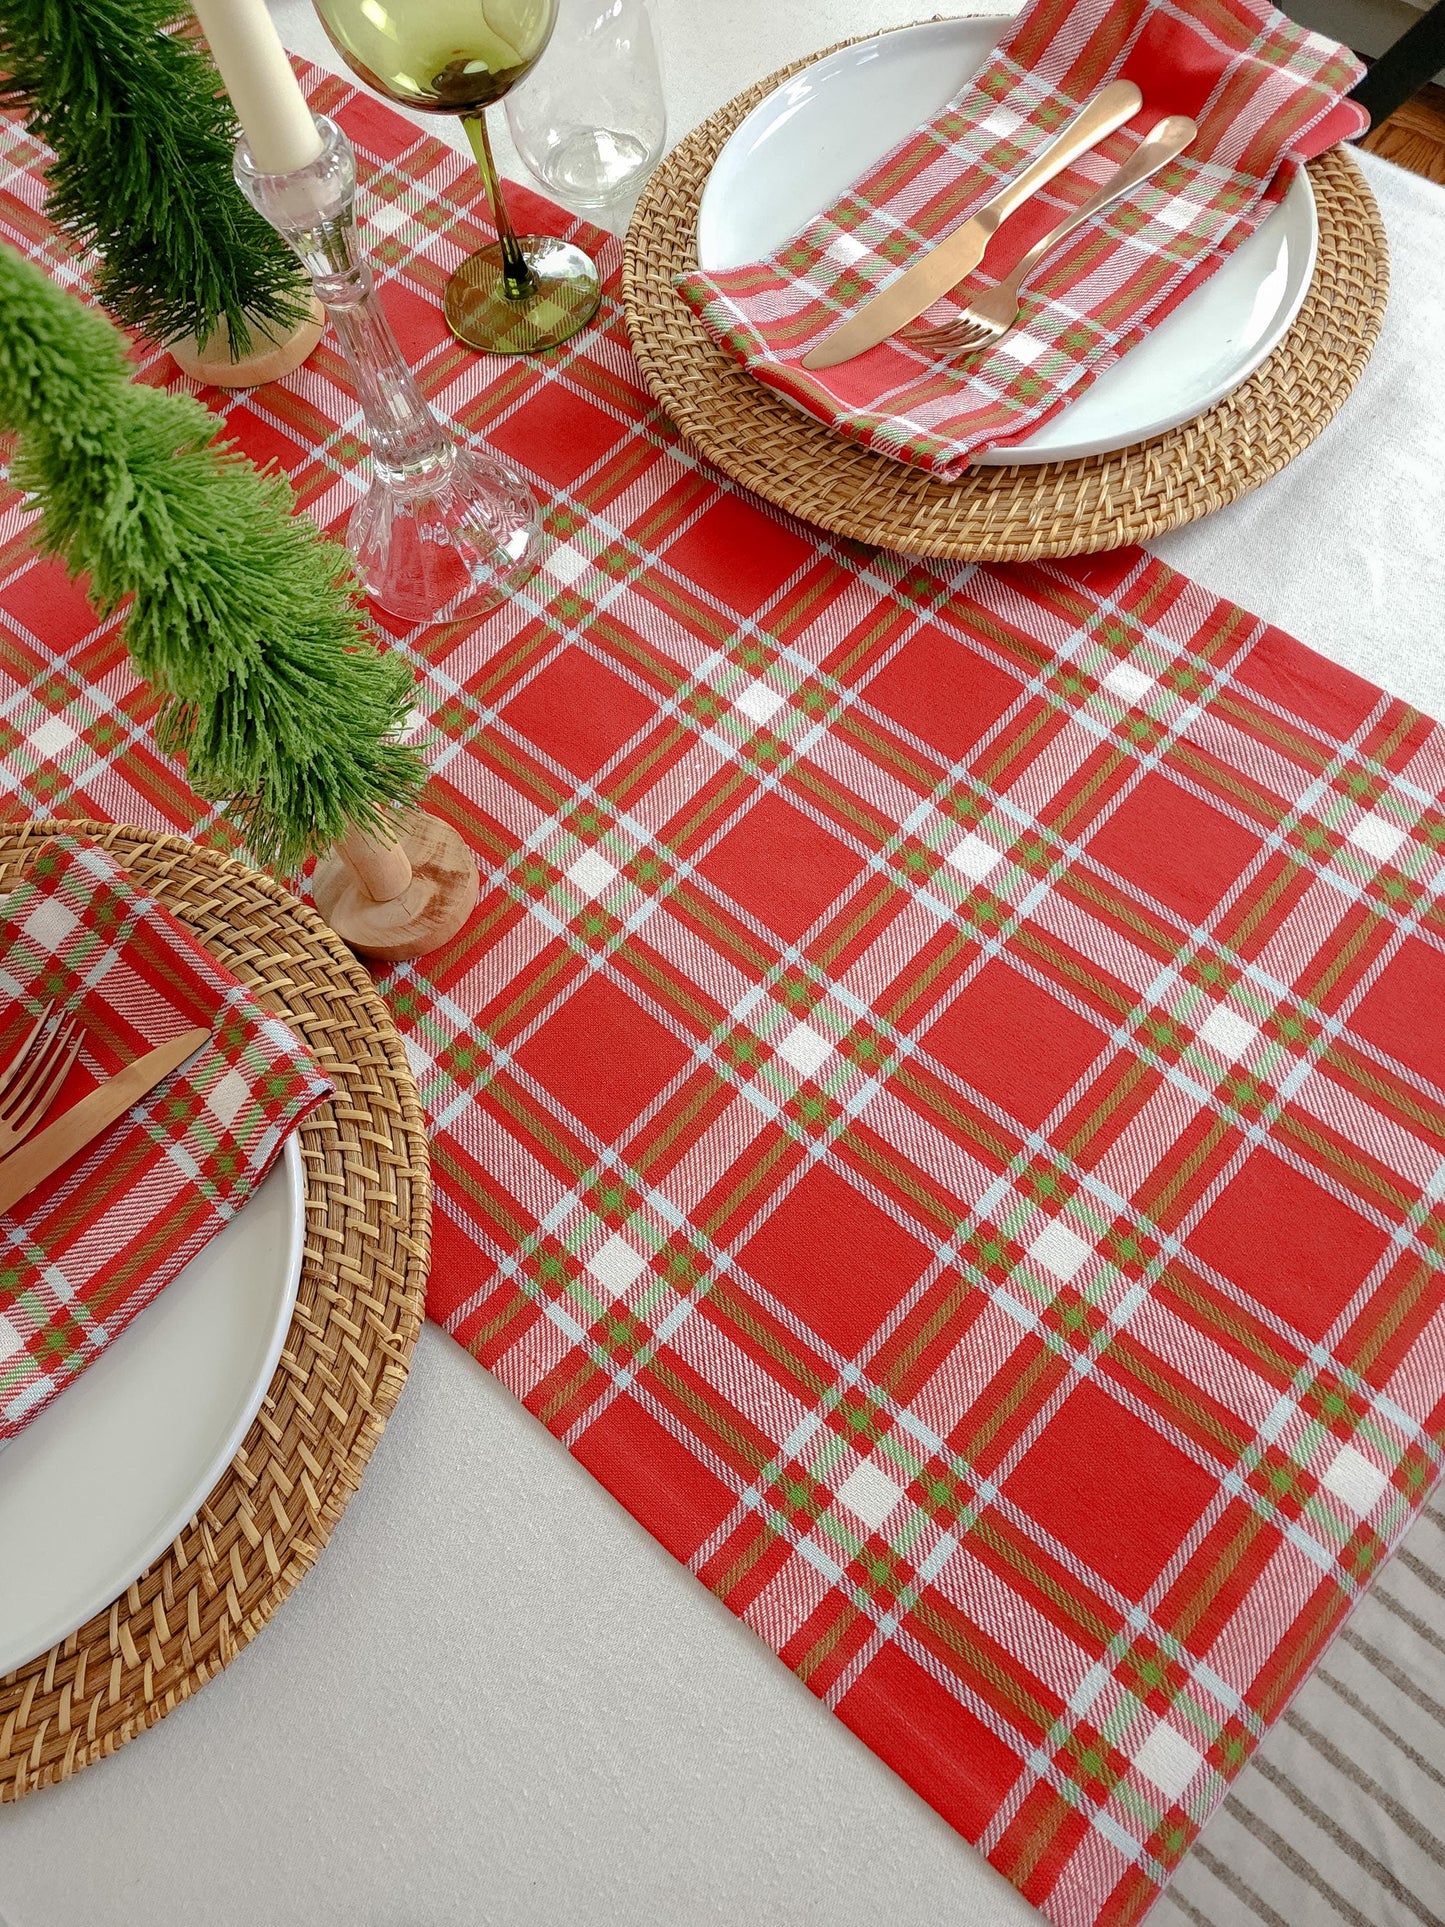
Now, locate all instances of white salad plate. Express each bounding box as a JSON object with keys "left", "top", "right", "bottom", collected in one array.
[
  {"left": 0, "top": 1133, "right": 305, "bottom": 1677},
  {"left": 696, "top": 15, "right": 1317, "bottom": 467}
]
